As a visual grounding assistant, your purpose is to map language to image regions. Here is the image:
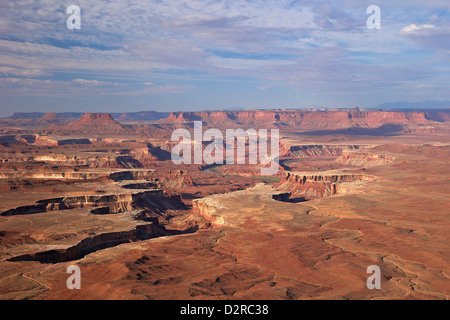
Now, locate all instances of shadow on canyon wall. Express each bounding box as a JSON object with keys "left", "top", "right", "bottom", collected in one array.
[{"left": 299, "top": 124, "right": 404, "bottom": 136}]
